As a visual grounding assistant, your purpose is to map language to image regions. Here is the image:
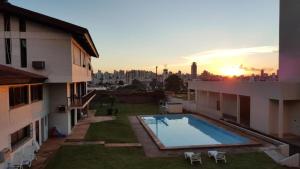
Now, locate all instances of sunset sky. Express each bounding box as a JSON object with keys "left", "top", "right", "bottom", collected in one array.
[{"left": 11, "top": 0, "right": 279, "bottom": 76}]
